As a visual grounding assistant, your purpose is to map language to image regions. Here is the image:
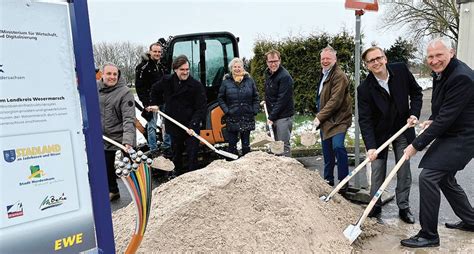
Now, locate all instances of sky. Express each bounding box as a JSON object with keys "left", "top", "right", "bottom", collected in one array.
[{"left": 87, "top": 0, "right": 406, "bottom": 58}]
